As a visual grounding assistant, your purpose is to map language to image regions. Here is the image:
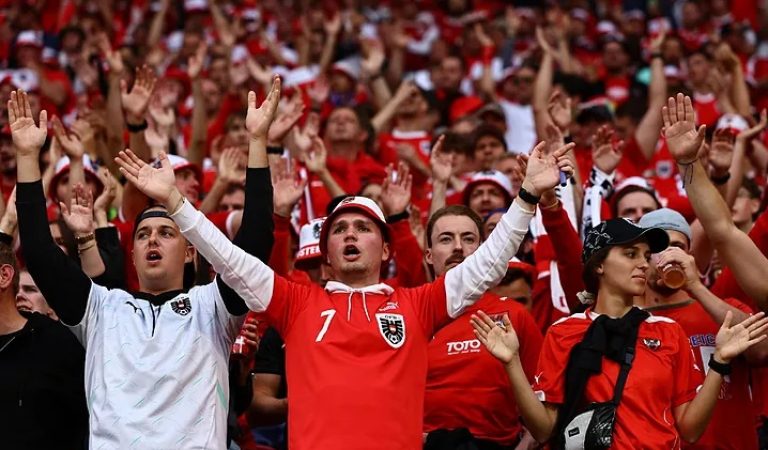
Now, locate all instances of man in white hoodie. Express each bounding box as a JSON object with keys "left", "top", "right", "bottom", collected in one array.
[{"left": 116, "top": 116, "right": 574, "bottom": 450}]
